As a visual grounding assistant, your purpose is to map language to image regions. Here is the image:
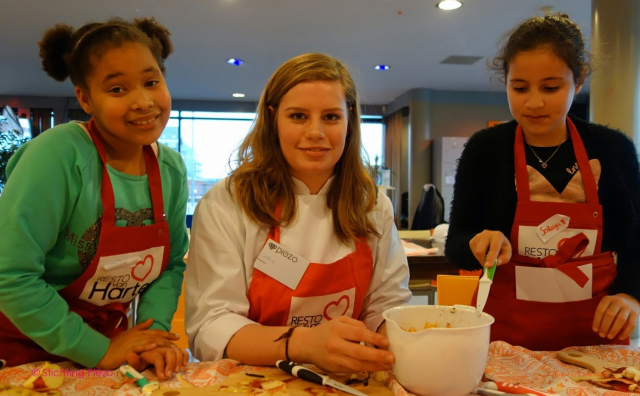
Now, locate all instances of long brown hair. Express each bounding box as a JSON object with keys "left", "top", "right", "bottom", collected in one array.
[{"left": 228, "top": 53, "right": 379, "bottom": 243}]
